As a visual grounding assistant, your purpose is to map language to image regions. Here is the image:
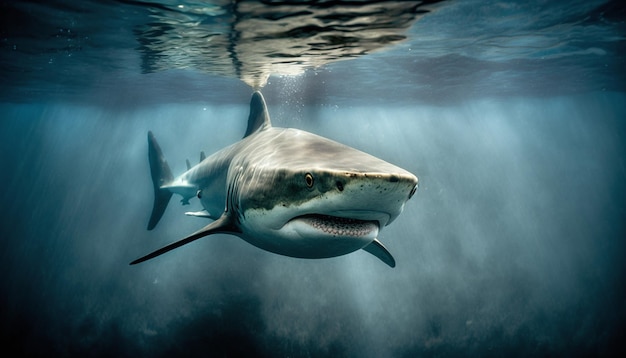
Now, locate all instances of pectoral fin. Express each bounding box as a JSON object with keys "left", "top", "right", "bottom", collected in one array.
[
  {"left": 362, "top": 239, "right": 396, "bottom": 268},
  {"left": 130, "top": 214, "right": 238, "bottom": 265}
]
